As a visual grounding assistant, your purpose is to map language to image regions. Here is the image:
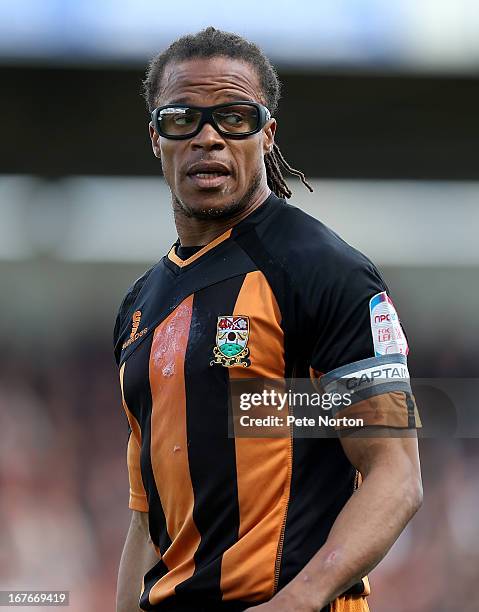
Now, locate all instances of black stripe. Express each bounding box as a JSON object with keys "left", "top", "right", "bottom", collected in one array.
[
  {"left": 175, "top": 275, "right": 246, "bottom": 601},
  {"left": 122, "top": 335, "right": 170, "bottom": 609},
  {"left": 277, "top": 438, "right": 356, "bottom": 591},
  {"left": 343, "top": 580, "right": 366, "bottom": 595},
  {"left": 406, "top": 391, "right": 416, "bottom": 428}
]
